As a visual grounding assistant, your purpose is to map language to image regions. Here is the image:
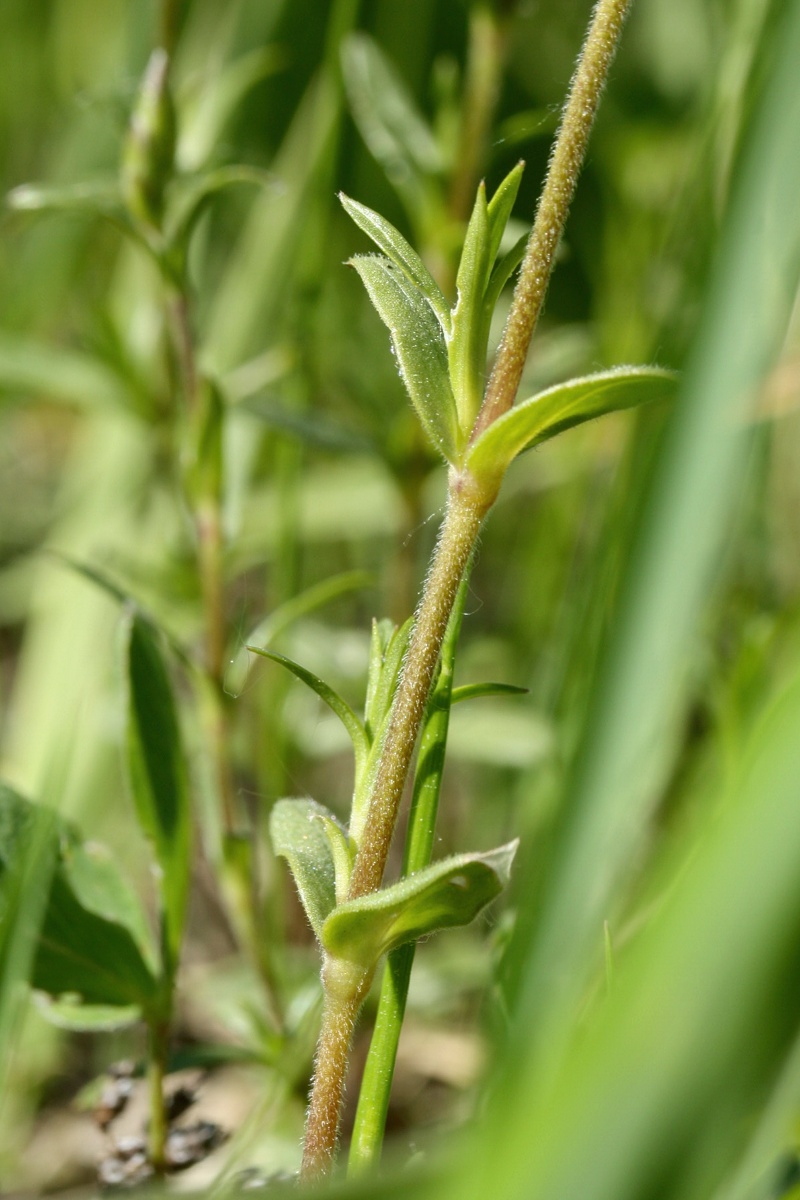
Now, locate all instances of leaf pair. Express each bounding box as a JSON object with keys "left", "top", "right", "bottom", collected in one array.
[
  {"left": 270, "top": 796, "right": 516, "bottom": 973},
  {"left": 342, "top": 164, "right": 525, "bottom": 464}
]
